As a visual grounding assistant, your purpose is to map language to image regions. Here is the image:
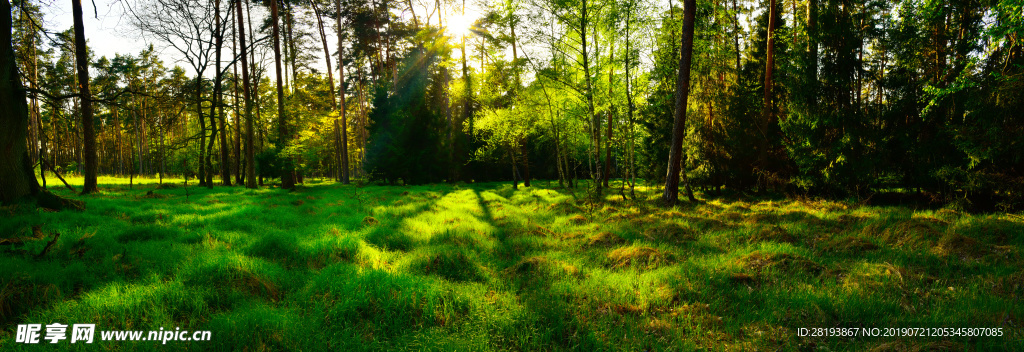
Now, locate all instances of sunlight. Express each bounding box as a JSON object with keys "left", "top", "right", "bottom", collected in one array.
[{"left": 446, "top": 13, "right": 473, "bottom": 37}]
